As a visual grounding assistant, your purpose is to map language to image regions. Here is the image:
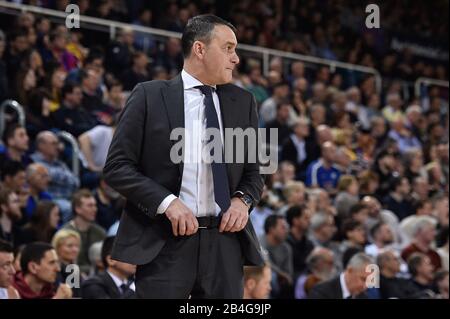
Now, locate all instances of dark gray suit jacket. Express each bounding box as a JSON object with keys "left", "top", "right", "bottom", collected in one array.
[{"left": 103, "top": 75, "right": 264, "bottom": 266}]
